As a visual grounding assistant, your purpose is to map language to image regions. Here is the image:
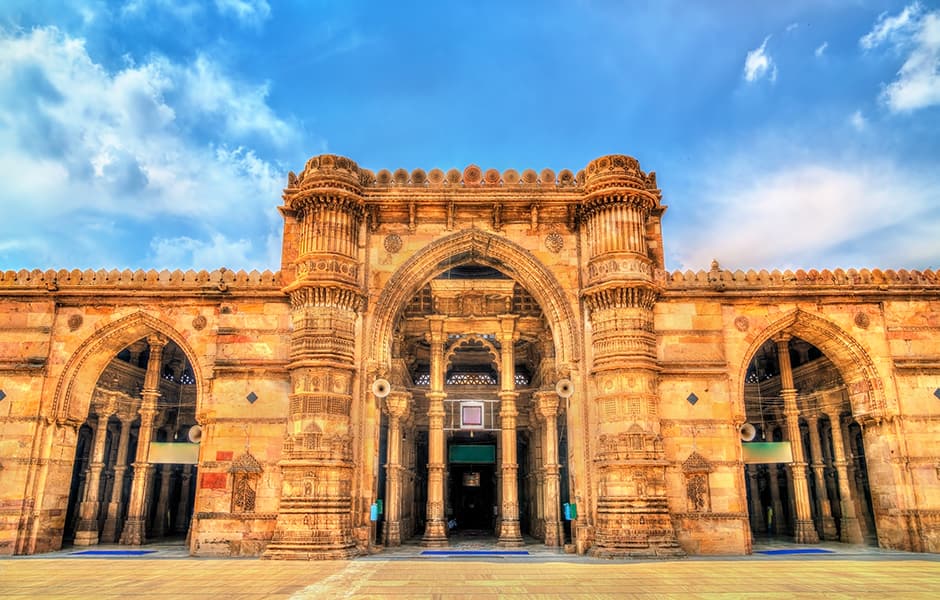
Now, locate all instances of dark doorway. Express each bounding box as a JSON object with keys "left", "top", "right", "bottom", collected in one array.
[{"left": 448, "top": 464, "right": 496, "bottom": 532}]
